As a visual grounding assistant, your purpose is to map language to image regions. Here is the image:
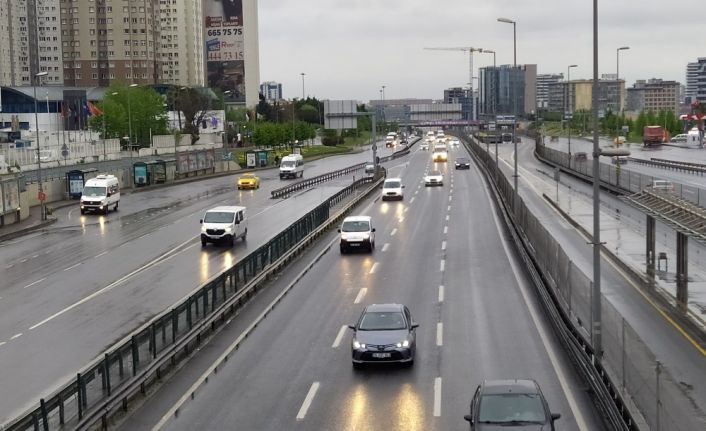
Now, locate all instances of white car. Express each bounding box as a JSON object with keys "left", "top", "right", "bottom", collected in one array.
[
  {"left": 433, "top": 144, "right": 448, "bottom": 162},
  {"left": 449, "top": 139, "right": 460, "bottom": 148},
  {"left": 420, "top": 142, "right": 429, "bottom": 150},
  {"left": 381, "top": 177, "right": 404, "bottom": 201},
  {"left": 424, "top": 170, "right": 444, "bottom": 186},
  {"left": 338, "top": 215, "right": 375, "bottom": 253}
]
